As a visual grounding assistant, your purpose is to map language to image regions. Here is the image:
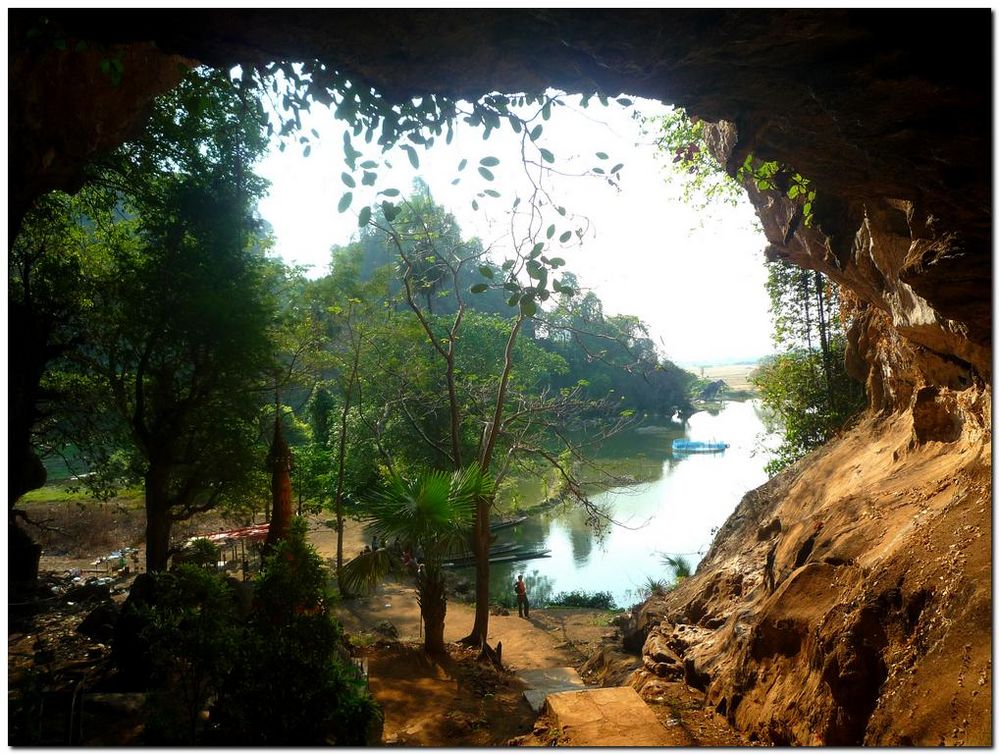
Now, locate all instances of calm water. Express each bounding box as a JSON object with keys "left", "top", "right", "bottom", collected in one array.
[{"left": 460, "top": 400, "right": 774, "bottom": 609}]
